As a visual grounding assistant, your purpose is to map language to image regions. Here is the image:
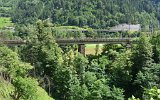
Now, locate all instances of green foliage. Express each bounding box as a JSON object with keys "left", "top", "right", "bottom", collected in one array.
[
  {"left": 0, "top": 46, "right": 33, "bottom": 78},
  {"left": 12, "top": 77, "right": 39, "bottom": 100},
  {"left": 0, "top": 45, "right": 53, "bottom": 100},
  {"left": 87, "top": 79, "right": 111, "bottom": 100},
  {"left": 19, "top": 20, "right": 79, "bottom": 99},
  {"left": 151, "top": 32, "right": 160, "bottom": 63},
  {"left": 132, "top": 33, "right": 153, "bottom": 80},
  {"left": 135, "top": 63, "right": 160, "bottom": 89},
  {"left": 11, "top": 0, "right": 43, "bottom": 24},
  {"left": 0, "top": 17, "right": 13, "bottom": 29},
  {"left": 130, "top": 33, "right": 158, "bottom": 98},
  {"left": 0, "top": 78, "right": 13, "bottom": 100},
  {"left": 11, "top": 0, "right": 160, "bottom": 28},
  {"left": 3, "top": 0, "right": 160, "bottom": 100},
  {"left": 109, "top": 50, "right": 133, "bottom": 89},
  {"left": 20, "top": 20, "right": 63, "bottom": 76},
  {"left": 51, "top": 26, "right": 86, "bottom": 39},
  {"left": 1, "top": 0, "right": 160, "bottom": 98},
  {"left": 35, "top": 86, "right": 53, "bottom": 100},
  {"left": 12, "top": 77, "right": 53, "bottom": 100},
  {"left": 69, "top": 81, "right": 87, "bottom": 100},
  {"left": 143, "top": 86, "right": 160, "bottom": 100}
]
